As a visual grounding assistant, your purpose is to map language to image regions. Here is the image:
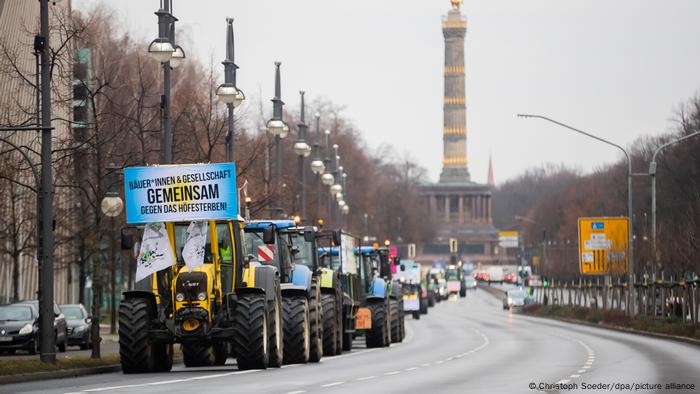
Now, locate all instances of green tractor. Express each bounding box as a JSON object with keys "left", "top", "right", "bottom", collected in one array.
[
  {"left": 243, "top": 220, "right": 323, "bottom": 364},
  {"left": 317, "top": 231, "right": 361, "bottom": 353},
  {"left": 119, "top": 219, "right": 282, "bottom": 372}
]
